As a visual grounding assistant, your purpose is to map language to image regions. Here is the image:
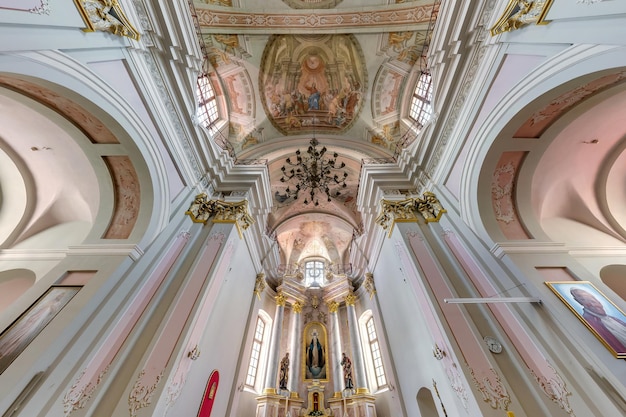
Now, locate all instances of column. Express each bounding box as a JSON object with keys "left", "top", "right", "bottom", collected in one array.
[
  {"left": 288, "top": 301, "right": 303, "bottom": 396},
  {"left": 345, "top": 293, "right": 368, "bottom": 394},
  {"left": 328, "top": 300, "right": 344, "bottom": 396},
  {"left": 264, "top": 292, "right": 287, "bottom": 394}
]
